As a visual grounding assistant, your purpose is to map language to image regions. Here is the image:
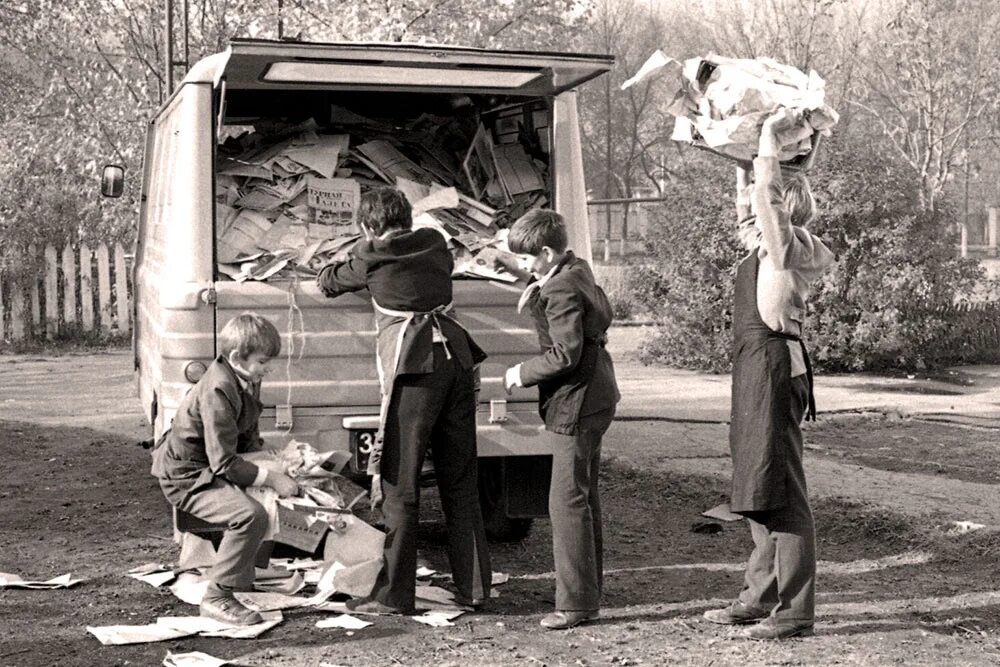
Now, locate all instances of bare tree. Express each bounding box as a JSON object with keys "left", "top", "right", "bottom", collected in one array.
[{"left": 852, "top": 0, "right": 1000, "bottom": 213}]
